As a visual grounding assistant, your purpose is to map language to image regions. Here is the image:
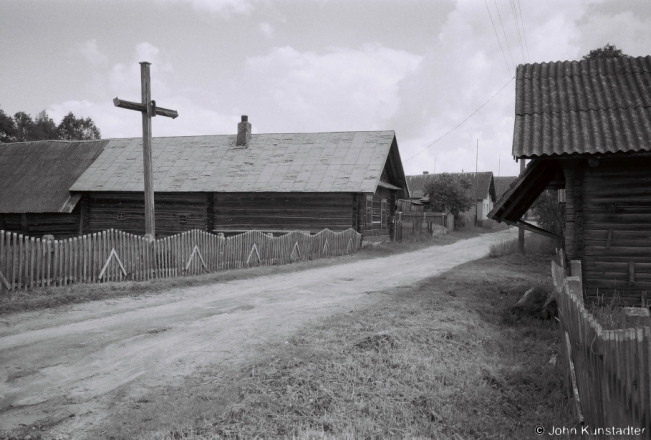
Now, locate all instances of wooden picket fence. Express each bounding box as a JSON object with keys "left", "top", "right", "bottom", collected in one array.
[
  {"left": 0, "top": 228, "right": 362, "bottom": 292},
  {"left": 395, "top": 212, "right": 454, "bottom": 242},
  {"left": 553, "top": 259, "right": 651, "bottom": 436}
]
